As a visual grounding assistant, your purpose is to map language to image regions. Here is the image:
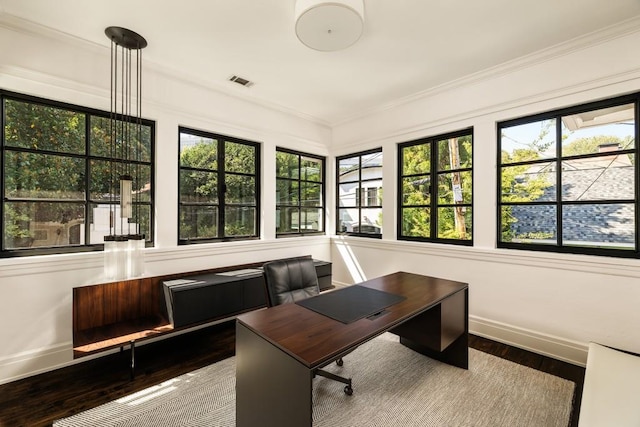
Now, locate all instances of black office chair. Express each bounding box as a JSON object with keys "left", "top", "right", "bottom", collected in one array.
[{"left": 262, "top": 257, "right": 353, "bottom": 395}]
